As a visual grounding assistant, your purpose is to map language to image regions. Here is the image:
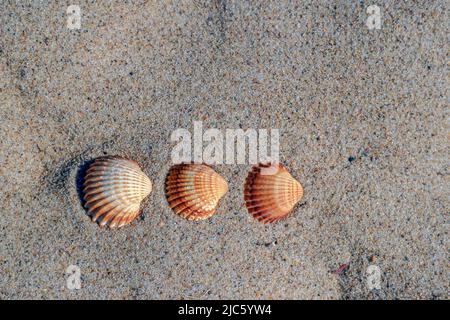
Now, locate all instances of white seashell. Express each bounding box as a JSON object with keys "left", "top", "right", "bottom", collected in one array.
[{"left": 83, "top": 156, "right": 152, "bottom": 228}]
